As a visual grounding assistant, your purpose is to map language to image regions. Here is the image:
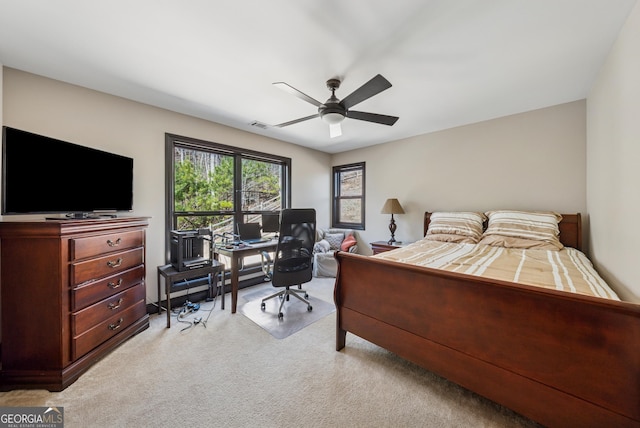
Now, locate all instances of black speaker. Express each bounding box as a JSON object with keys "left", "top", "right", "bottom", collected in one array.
[{"left": 170, "top": 229, "right": 213, "bottom": 271}]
